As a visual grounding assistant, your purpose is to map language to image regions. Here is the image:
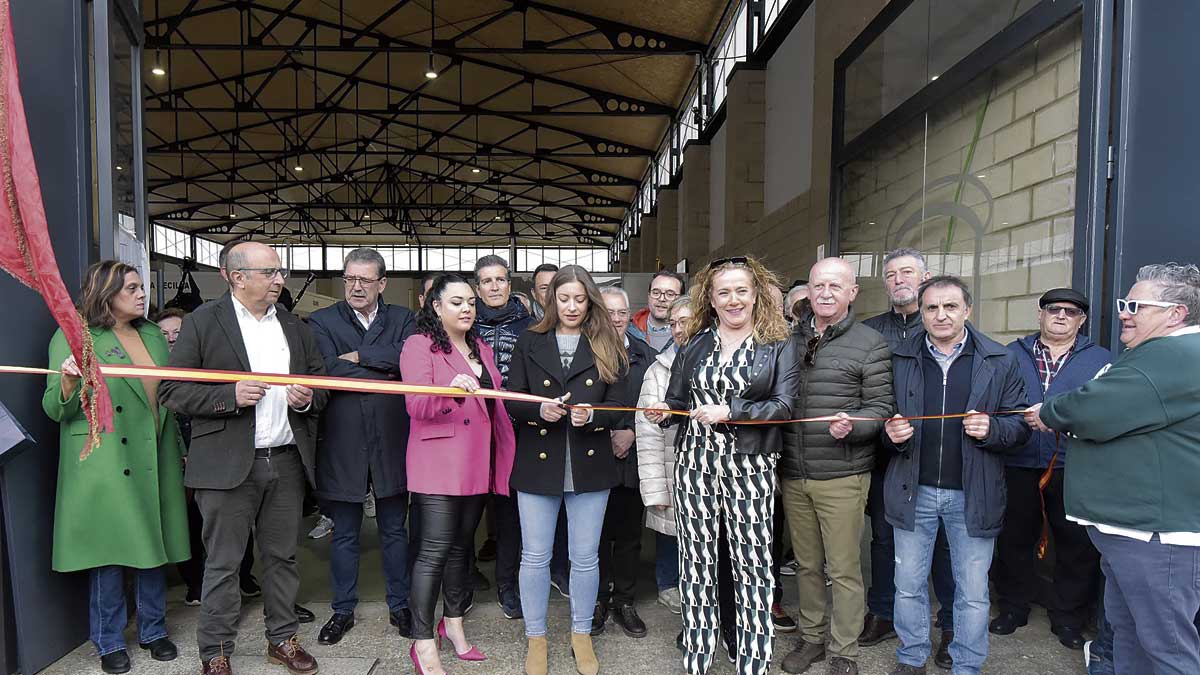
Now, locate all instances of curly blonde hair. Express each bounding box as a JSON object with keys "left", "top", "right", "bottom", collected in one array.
[{"left": 683, "top": 255, "right": 791, "bottom": 344}]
